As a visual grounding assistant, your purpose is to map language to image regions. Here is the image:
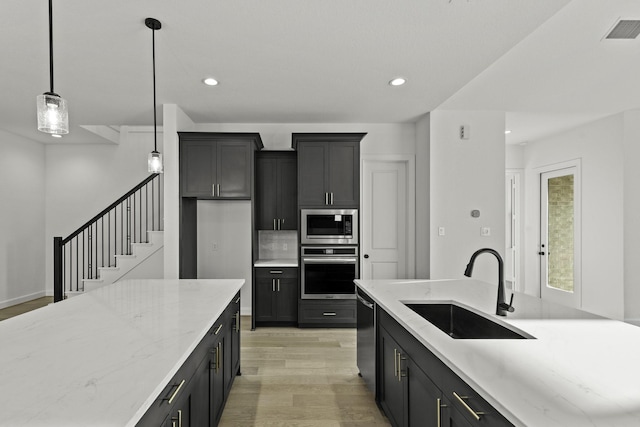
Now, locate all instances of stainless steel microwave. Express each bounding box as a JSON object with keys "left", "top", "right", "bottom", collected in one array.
[{"left": 300, "top": 209, "right": 358, "bottom": 245}]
